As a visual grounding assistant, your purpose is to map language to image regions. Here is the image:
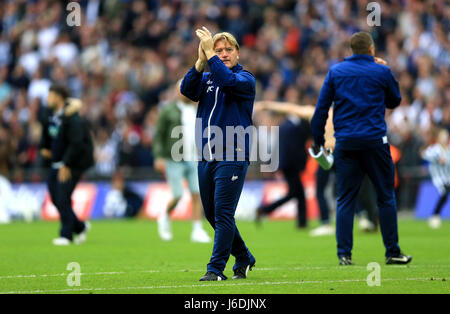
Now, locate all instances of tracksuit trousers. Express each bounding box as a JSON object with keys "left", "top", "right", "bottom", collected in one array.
[
  {"left": 433, "top": 186, "right": 450, "bottom": 216},
  {"left": 47, "top": 168, "right": 86, "bottom": 240},
  {"left": 334, "top": 138, "right": 401, "bottom": 258},
  {"left": 316, "top": 166, "right": 332, "bottom": 225},
  {"left": 198, "top": 160, "right": 255, "bottom": 278},
  {"left": 356, "top": 175, "right": 378, "bottom": 227}
]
